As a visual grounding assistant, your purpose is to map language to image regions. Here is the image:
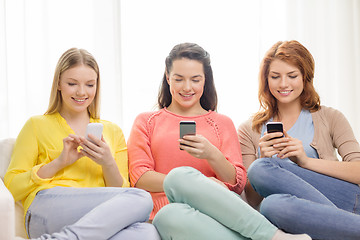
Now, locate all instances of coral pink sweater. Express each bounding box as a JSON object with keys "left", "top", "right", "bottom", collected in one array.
[{"left": 128, "top": 108, "right": 247, "bottom": 219}]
